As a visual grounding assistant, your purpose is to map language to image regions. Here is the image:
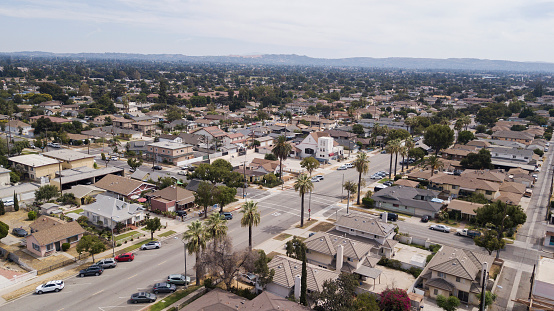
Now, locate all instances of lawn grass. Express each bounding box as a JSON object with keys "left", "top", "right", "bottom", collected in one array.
[
  {"left": 158, "top": 230, "right": 176, "bottom": 237},
  {"left": 295, "top": 218, "right": 317, "bottom": 229},
  {"left": 119, "top": 238, "right": 154, "bottom": 253},
  {"left": 68, "top": 208, "right": 83, "bottom": 214},
  {"left": 274, "top": 233, "right": 291, "bottom": 241},
  {"left": 115, "top": 230, "right": 139, "bottom": 242},
  {"left": 147, "top": 285, "right": 200, "bottom": 311},
  {"left": 309, "top": 221, "right": 335, "bottom": 233},
  {"left": 378, "top": 178, "right": 390, "bottom": 184},
  {"left": 266, "top": 251, "right": 281, "bottom": 260}
]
